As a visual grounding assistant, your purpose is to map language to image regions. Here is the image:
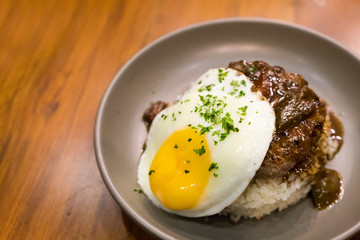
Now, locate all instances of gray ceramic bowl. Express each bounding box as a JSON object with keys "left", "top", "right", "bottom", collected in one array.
[{"left": 95, "top": 18, "right": 360, "bottom": 240}]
